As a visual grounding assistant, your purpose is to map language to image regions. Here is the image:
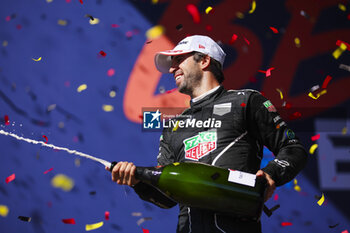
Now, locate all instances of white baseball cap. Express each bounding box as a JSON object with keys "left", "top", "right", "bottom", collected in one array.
[{"left": 154, "top": 35, "right": 226, "bottom": 73}]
